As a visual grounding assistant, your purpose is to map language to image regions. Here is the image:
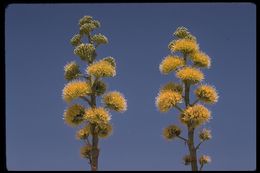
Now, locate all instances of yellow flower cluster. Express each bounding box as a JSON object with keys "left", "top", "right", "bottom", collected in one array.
[
  {"left": 199, "top": 128, "right": 212, "bottom": 141},
  {"left": 102, "top": 91, "right": 127, "bottom": 112},
  {"left": 195, "top": 85, "right": 218, "bottom": 104},
  {"left": 70, "top": 34, "right": 81, "bottom": 46},
  {"left": 97, "top": 123, "right": 113, "bottom": 138},
  {"left": 170, "top": 39, "right": 199, "bottom": 54},
  {"left": 84, "top": 107, "right": 111, "bottom": 125},
  {"left": 63, "top": 104, "right": 85, "bottom": 127},
  {"left": 80, "top": 145, "right": 92, "bottom": 158},
  {"left": 160, "top": 82, "right": 183, "bottom": 94},
  {"left": 92, "top": 33, "right": 108, "bottom": 45},
  {"left": 176, "top": 67, "right": 204, "bottom": 84},
  {"left": 74, "top": 43, "right": 95, "bottom": 61},
  {"left": 87, "top": 60, "right": 116, "bottom": 78},
  {"left": 163, "top": 124, "right": 181, "bottom": 140},
  {"left": 64, "top": 61, "right": 81, "bottom": 81},
  {"left": 62, "top": 80, "right": 92, "bottom": 103},
  {"left": 180, "top": 104, "right": 211, "bottom": 127},
  {"left": 156, "top": 91, "right": 182, "bottom": 112},
  {"left": 159, "top": 55, "right": 185, "bottom": 74},
  {"left": 199, "top": 155, "right": 211, "bottom": 165},
  {"left": 190, "top": 51, "right": 211, "bottom": 68},
  {"left": 76, "top": 125, "right": 90, "bottom": 140}
]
